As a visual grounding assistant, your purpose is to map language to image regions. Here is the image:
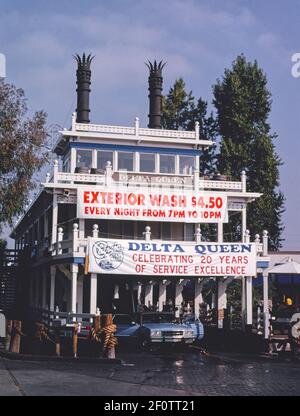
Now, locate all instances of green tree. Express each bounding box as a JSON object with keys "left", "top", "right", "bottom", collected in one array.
[
  {"left": 213, "top": 55, "right": 284, "bottom": 249},
  {"left": 0, "top": 79, "right": 49, "bottom": 231},
  {"left": 162, "top": 78, "right": 217, "bottom": 175}
]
